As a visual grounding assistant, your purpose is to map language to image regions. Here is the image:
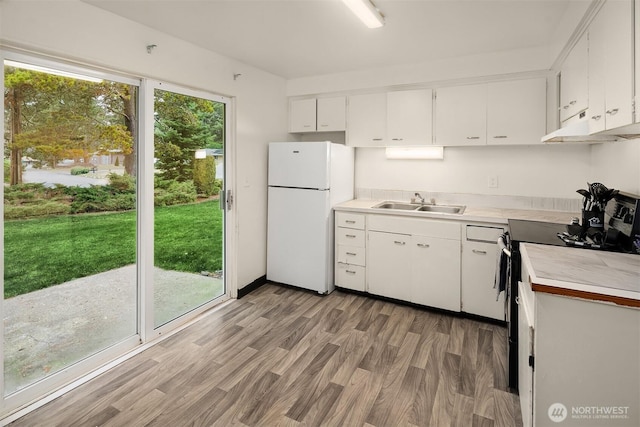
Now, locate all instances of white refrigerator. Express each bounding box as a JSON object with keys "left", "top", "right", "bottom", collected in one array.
[{"left": 267, "top": 141, "right": 354, "bottom": 294}]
